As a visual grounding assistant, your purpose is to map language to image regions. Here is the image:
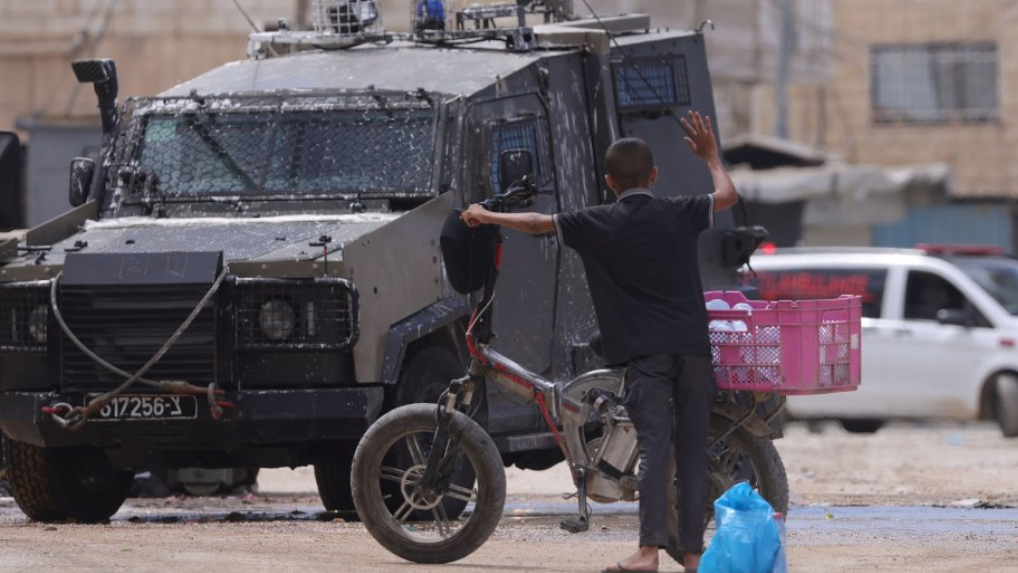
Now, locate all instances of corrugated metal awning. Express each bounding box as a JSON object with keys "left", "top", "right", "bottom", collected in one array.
[{"left": 730, "top": 162, "right": 952, "bottom": 204}]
